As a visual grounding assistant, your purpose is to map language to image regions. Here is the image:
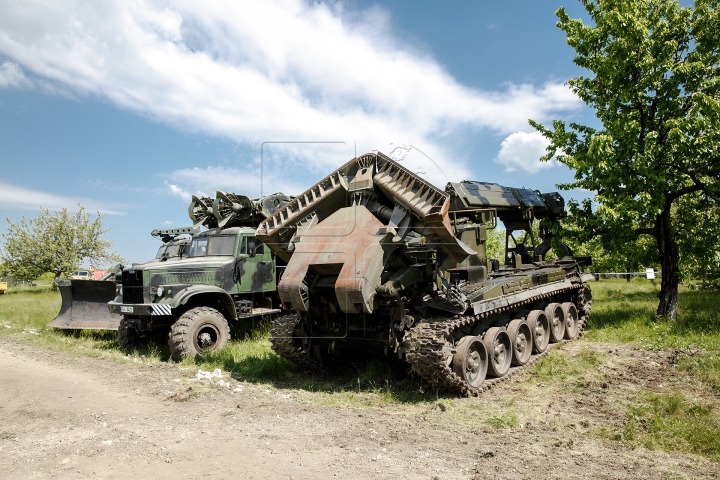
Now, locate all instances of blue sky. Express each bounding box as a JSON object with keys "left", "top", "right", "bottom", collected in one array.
[{"left": 0, "top": 0, "right": 597, "bottom": 264}]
